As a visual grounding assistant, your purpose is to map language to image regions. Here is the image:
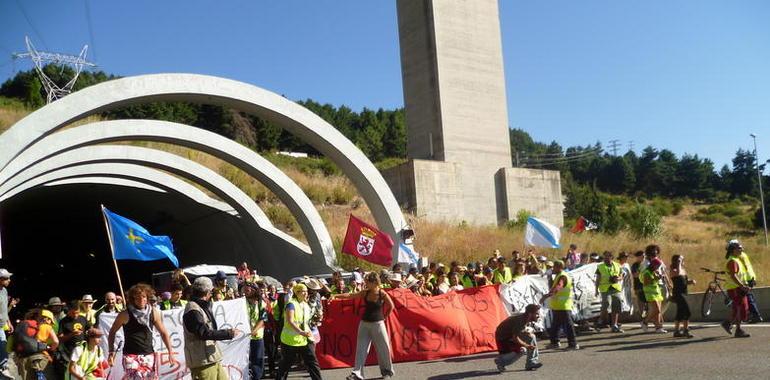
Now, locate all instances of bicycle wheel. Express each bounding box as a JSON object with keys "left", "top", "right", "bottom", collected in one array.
[{"left": 701, "top": 285, "right": 716, "bottom": 318}]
